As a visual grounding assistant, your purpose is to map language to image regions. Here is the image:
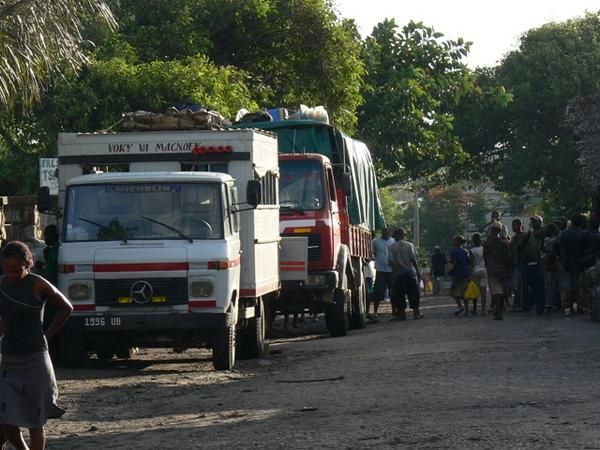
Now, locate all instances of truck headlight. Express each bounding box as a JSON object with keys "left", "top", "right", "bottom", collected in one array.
[
  {"left": 304, "top": 275, "right": 327, "bottom": 287},
  {"left": 68, "top": 282, "right": 91, "bottom": 300},
  {"left": 190, "top": 280, "right": 214, "bottom": 297}
]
